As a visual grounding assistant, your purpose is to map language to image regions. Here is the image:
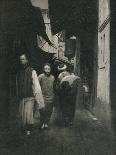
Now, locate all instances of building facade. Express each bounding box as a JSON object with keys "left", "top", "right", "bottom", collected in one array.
[
  {"left": 94, "top": 0, "right": 116, "bottom": 127},
  {"left": 97, "top": 0, "right": 110, "bottom": 103}
]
